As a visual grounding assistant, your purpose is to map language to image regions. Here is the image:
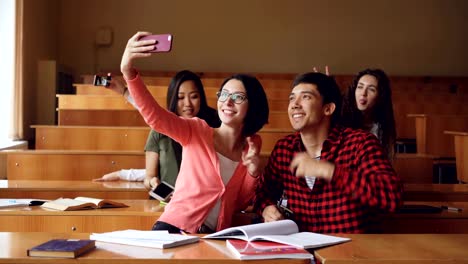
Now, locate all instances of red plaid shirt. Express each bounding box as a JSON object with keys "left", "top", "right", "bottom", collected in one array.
[{"left": 254, "top": 126, "right": 403, "bottom": 233}]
